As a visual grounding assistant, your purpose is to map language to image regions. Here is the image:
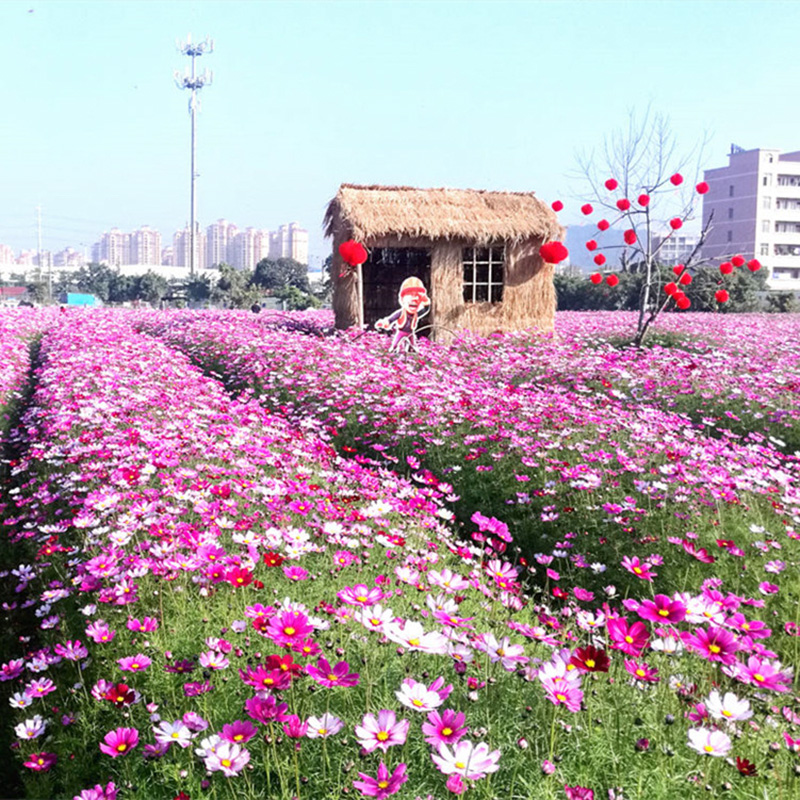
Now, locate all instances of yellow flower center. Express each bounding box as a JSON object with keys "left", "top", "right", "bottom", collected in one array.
[
  {"left": 328, "top": 674, "right": 338, "bottom": 682},
  {"left": 356, "top": 596, "right": 367, "bottom": 602},
  {"left": 442, "top": 727, "right": 453, "bottom": 736},
  {"left": 585, "top": 659, "right": 596, "bottom": 668},
  {"left": 754, "top": 673, "right": 765, "bottom": 682},
  {"left": 318, "top": 728, "right": 327, "bottom": 736},
  {"left": 624, "top": 636, "right": 633, "bottom": 644},
  {"left": 284, "top": 627, "right": 296, "bottom": 636},
  {"left": 556, "top": 693, "right": 567, "bottom": 701},
  {"left": 377, "top": 731, "right": 389, "bottom": 742},
  {"left": 408, "top": 638, "right": 420, "bottom": 647},
  {"left": 412, "top": 699, "right": 423, "bottom": 707},
  {"left": 635, "top": 669, "right": 645, "bottom": 677},
  {"left": 455, "top": 761, "right": 466, "bottom": 769},
  {"left": 722, "top": 710, "right": 731, "bottom": 717},
  {"left": 708, "top": 645, "right": 721, "bottom": 654},
  {"left": 703, "top": 745, "right": 714, "bottom": 753},
  {"left": 658, "top": 609, "right": 669, "bottom": 616},
  {"left": 117, "top": 744, "right": 127, "bottom": 752},
  {"left": 378, "top": 781, "right": 389, "bottom": 789},
  {"left": 221, "top": 759, "right": 232, "bottom": 768},
  {"left": 234, "top": 734, "right": 244, "bottom": 741}
]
